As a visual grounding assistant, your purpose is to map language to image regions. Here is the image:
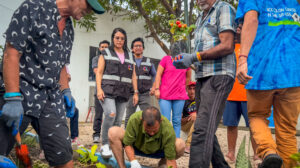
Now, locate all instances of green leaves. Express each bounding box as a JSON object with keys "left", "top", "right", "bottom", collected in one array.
[
  {"left": 96, "top": 162, "right": 107, "bottom": 168},
  {"left": 90, "top": 145, "right": 99, "bottom": 163},
  {"left": 235, "top": 135, "right": 252, "bottom": 168},
  {"left": 290, "top": 152, "right": 300, "bottom": 167},
  {"left": 75, "top": 145, "right": 101, "bottom": 165},
  {"left": 72, "top": 12, "right": 97, "bottom": 32},
  {"left": 76, "top": 0, "right": 238, "bottom": 53}
]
